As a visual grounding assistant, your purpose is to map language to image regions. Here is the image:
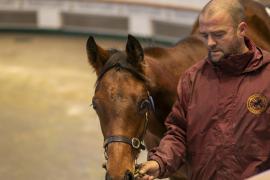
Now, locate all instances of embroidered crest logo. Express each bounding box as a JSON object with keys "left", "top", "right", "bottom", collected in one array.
[{"left": 247, "top": 94, "right": 268, "bottom": 115}]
